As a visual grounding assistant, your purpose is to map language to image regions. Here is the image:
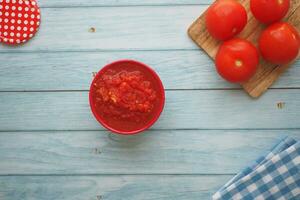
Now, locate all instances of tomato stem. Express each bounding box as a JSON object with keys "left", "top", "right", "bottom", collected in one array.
[{"left": 235, "top": 60, "right": 243, "bottom": 67}]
